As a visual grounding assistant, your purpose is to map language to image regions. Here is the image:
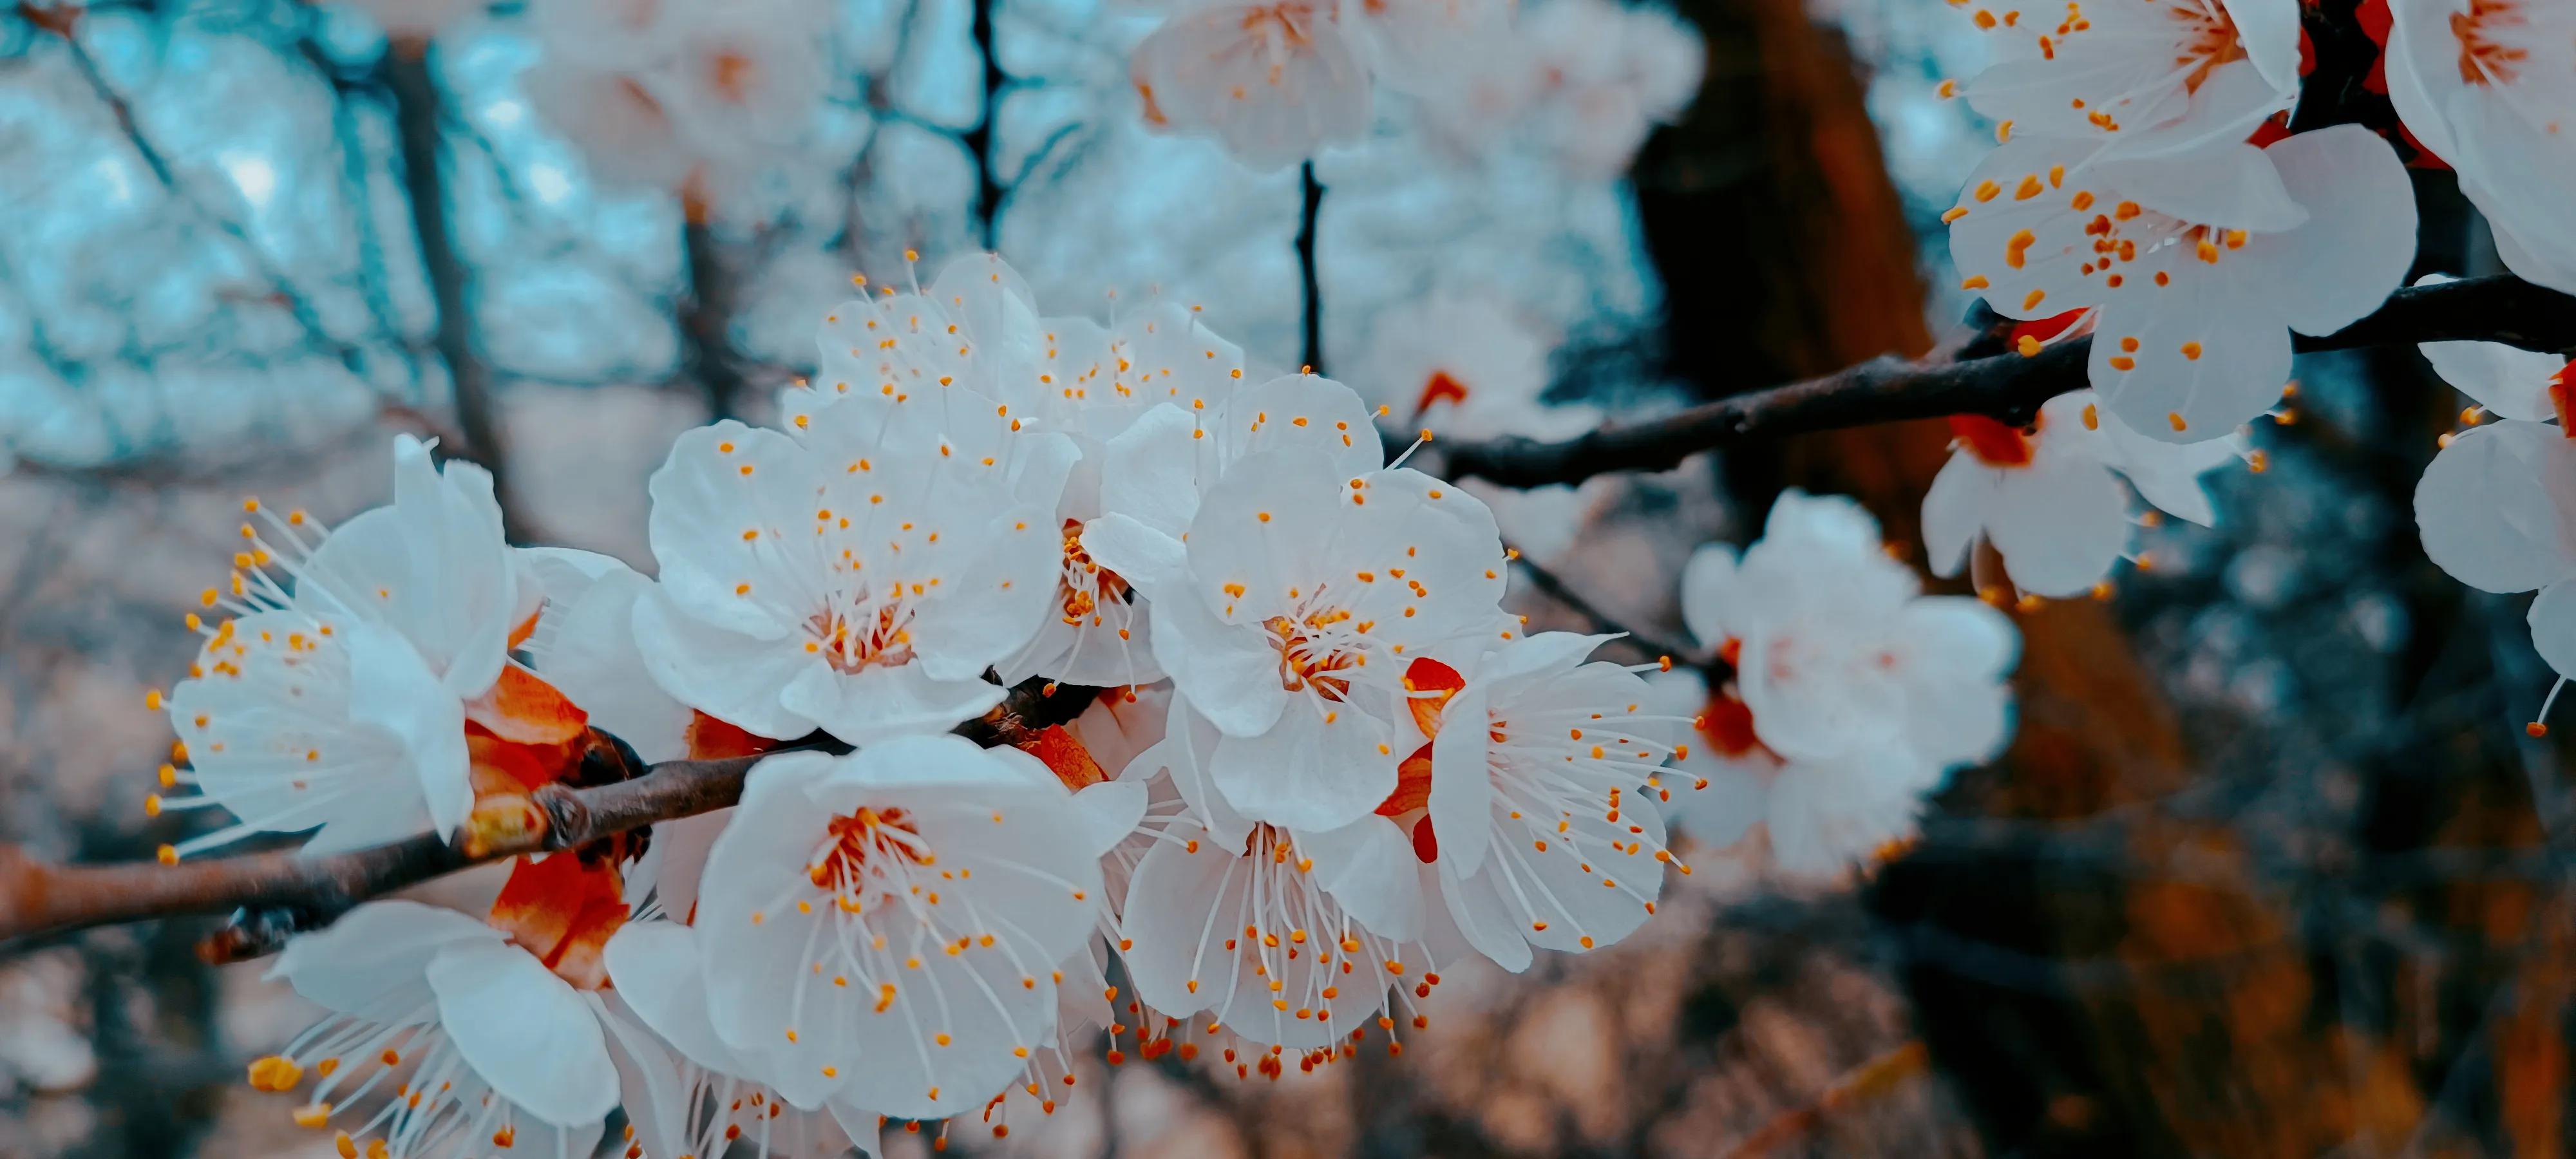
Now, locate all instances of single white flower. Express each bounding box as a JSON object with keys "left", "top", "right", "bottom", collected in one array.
[
  {"left": 1091, "top": 438, "right": 1510, "bottom": 833},
  {"left": 652, "top": 0, "right": 833, "bottom": 162},
  {"left": 1129, "top": 1, "right": 1375, "bottom": 171},
  {"left": 635, "top": 395, "right": 1077, "bottom": 745},
  {"left": 2414, "top": 273, "right": 2571, "bottom": 423},
  {"left": 2413, "top": 414, "right": 2576, "bottom": 734},
  {"left": 1410, "top": 634, "right": 1680, "bottom": 972},
  {"left": 1685, "top": 491, "right": 2014, "bottom": 765},
  {"left": 1119, "top": 704, "right": 1439, "bottom": 1053},
  {"left": 2385, "top": 0, "right": 2576, "bottom": 296},
  {"left": 1949, "top": 126, "right": 2418, "bottom": 441},
  {"left": 1962, "top": 0, "right": 2302, "bottom": 160},
  {"left": 245, "top": 900, "right": 622, "bottom": 1159},
  {"left": 157, "top": 436, "right": 533, "bottom": 858},
  {"left": 690, "top": 737, "right": 1115, "bottom": 1120},
  {"left": 1922, "top": 391, "right": 2243, "bottom": 598}
]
